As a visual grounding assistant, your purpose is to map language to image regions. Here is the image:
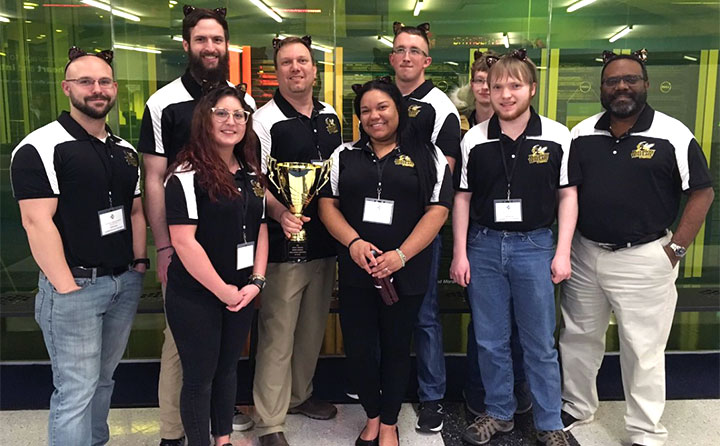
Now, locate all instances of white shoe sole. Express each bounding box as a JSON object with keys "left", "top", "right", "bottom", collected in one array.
[
  {"left": 562, "top": 414, "right": 594, "bottom": 432},
  {"left": 415, "top": 420, "right": 443, "bottom": 433}
]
